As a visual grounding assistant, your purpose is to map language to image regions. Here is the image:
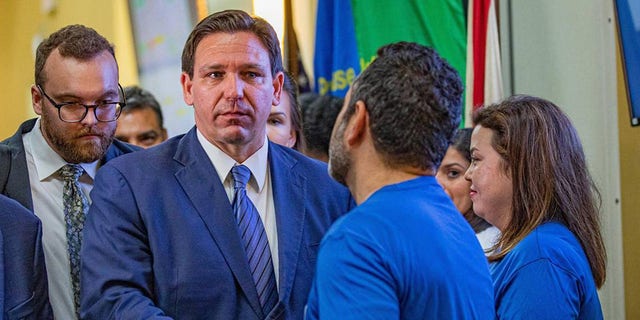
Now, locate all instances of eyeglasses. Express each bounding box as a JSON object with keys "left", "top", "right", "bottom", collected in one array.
[{"left": 37, "top": 84, "right": 126, "bottom": 123}]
